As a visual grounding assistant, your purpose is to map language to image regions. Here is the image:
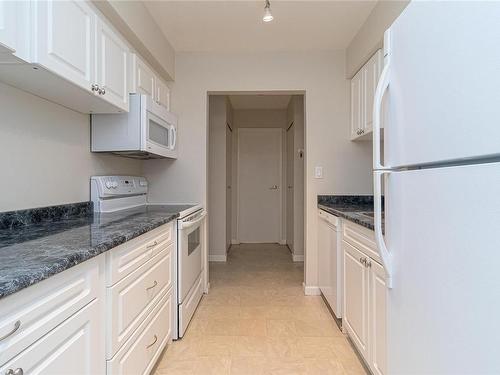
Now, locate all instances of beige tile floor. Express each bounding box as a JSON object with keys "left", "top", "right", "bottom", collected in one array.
[{"left": 155, "top": 243, "right": 367, "bottom": 375}]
